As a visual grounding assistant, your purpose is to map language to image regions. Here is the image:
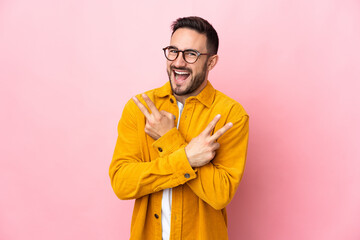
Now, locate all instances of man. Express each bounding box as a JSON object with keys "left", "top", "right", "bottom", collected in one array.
[{"left": 109, "top": 16, "right": 249, "bottom": 240}]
